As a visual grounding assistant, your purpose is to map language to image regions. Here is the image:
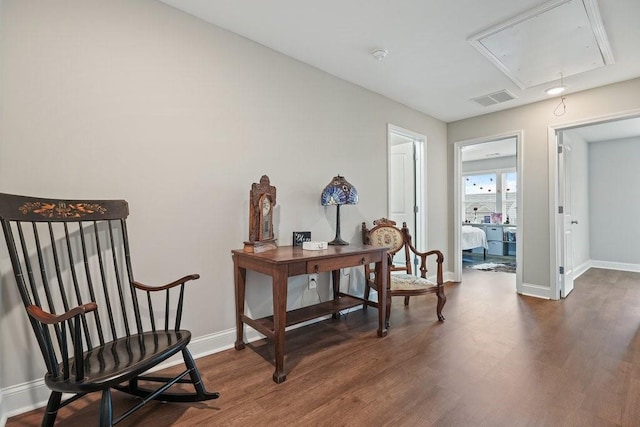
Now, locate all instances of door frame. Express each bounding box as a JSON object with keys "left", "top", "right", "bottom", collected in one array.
[
  {"left": 387, "top": 124, "right": 426, "bottom": 249},
  {"left": 453, "top": 131, "right": 523, "bottom": 291},
  {"left": 556, "top": 131, "right": 575, "bottom": 298},
  {"left": 548, "top": 108, "right": 640, "bottom": 299}
]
